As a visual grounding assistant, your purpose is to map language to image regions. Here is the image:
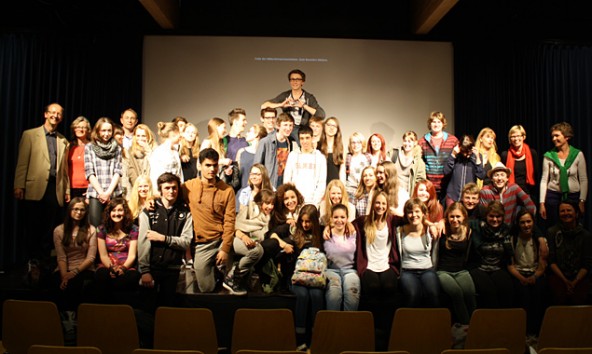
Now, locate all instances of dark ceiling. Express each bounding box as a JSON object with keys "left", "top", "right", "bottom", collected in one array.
[{"left": 2, "top": 0, "right": 592, "bottom": 42}]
